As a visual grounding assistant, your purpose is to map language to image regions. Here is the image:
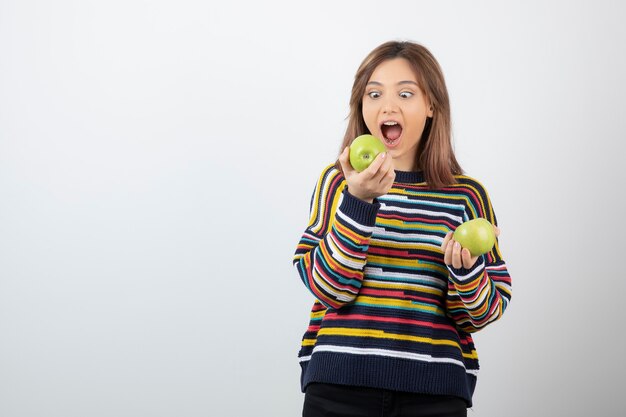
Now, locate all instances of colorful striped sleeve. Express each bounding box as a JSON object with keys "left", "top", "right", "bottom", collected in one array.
[
  {"left": 293, "top": 164, "right": 380, "bottom": 309},
  {"left": 445, "top": 177, "right": 513, "bottom": 333}
]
